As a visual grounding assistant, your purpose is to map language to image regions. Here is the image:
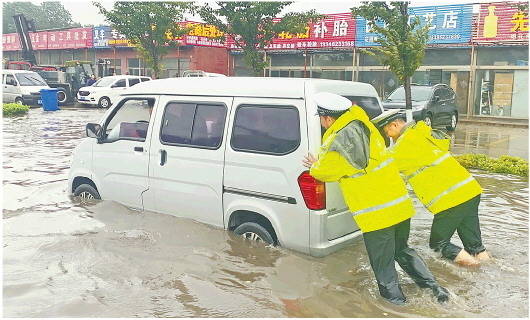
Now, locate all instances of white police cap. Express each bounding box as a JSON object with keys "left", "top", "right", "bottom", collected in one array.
[{"left": 313, "top": 92, "right": 352, "bottom": 116}]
